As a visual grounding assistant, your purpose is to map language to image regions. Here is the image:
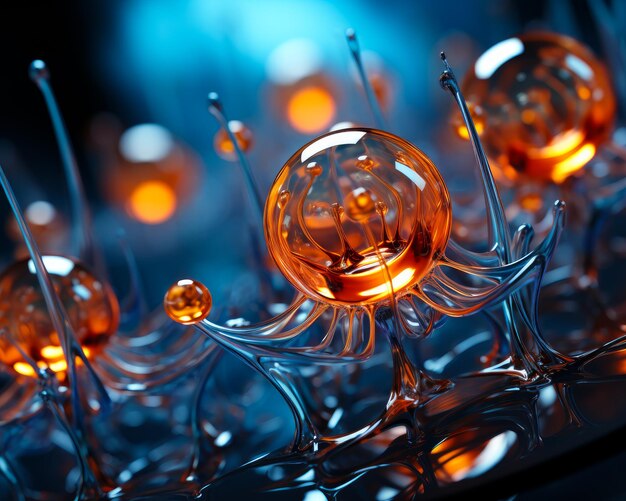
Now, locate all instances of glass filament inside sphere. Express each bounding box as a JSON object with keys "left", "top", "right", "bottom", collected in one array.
[
  {"left": 461, "top": 32, "right": 615, "bottom": 183},
  {"left": 265, "top": 128, "right": 451, "bottom": 305},
  {"left": 164, "top": 279, "right": 212, "bottom": 325},
  {"left": 0, "top": 255, "right": 120, "bottom": 376}
]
